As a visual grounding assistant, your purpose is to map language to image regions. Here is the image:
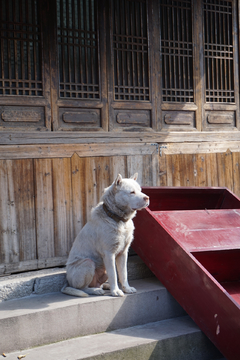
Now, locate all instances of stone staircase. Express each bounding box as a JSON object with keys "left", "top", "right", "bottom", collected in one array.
[{"left": 0, "top": 256, "right": 225, "bottom": 360}]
